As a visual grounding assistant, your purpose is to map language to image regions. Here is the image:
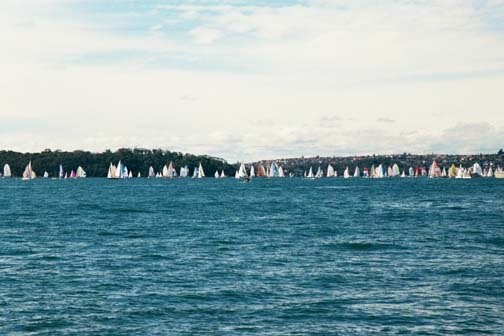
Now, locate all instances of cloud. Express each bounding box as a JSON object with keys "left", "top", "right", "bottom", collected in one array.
[
  {"left": 188, "top": 27, "right": 223, "bottom": 44},
  {"left": 377, "top": 118, "right": 395, "bottom": 123}
]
